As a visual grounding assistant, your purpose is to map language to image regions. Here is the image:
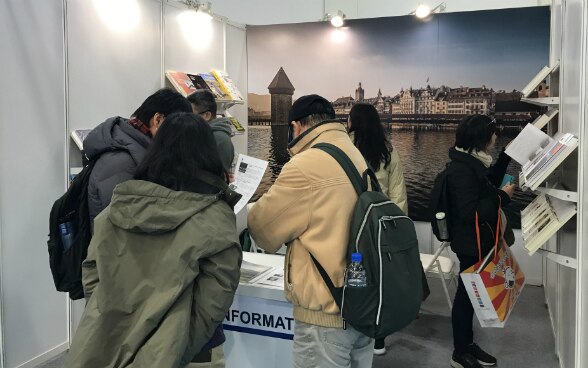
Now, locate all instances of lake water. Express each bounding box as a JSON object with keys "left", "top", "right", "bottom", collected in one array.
[{"left": 248, "top": 125, "right": 531, "bottom": 228}]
